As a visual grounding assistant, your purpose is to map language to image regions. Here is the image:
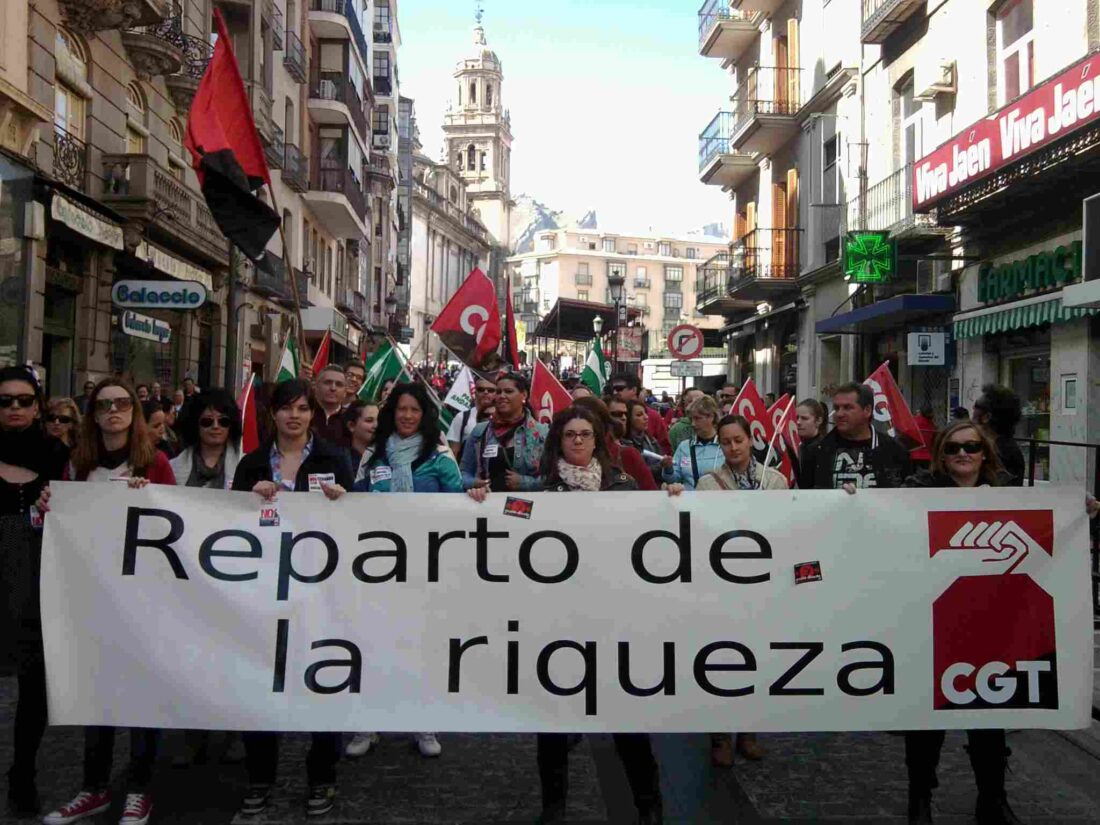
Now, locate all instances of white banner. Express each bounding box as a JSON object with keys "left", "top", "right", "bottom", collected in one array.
[{"left": 41, "top": 484, "right": 1093, "bottom": 732}]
